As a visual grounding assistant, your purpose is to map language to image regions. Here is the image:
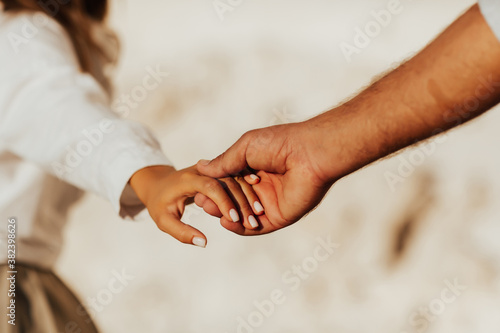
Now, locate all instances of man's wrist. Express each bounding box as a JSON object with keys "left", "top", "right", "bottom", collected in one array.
[{"left": 302, "top": 104, "right": 374, "bottom": 183}]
